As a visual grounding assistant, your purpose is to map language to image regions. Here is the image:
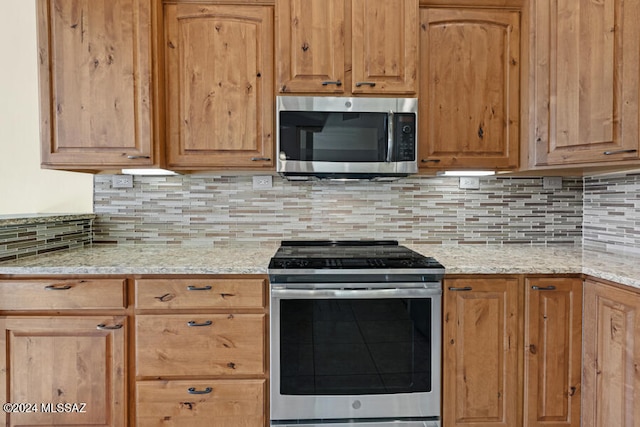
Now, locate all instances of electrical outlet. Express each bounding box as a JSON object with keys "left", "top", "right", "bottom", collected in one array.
[
  {"left": 252, "top": 175, "right": 273, "bottom": 189},
  {"left": 459, "top": 176, "right": 480, "bottom": 190},
  {"left": 543, "top": 176, "right": 563, "bottom": 190},
  {"left": 112, "top": 174, "right": 133, "bottom": 188}
]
